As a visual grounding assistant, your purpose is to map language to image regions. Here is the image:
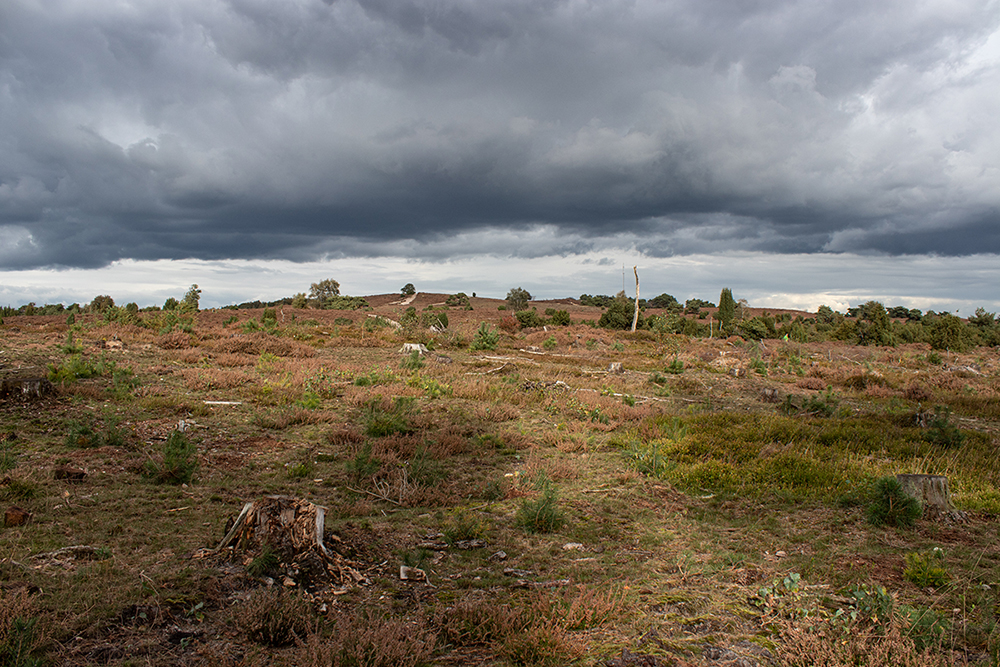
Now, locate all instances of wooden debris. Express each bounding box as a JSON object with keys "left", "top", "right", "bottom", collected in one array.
[
  {"left": 399, "top": 565, "right": 426, "bottom": 581},
  {"left": 214, "top": 496, "right": 367, "bottom": 588}
]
